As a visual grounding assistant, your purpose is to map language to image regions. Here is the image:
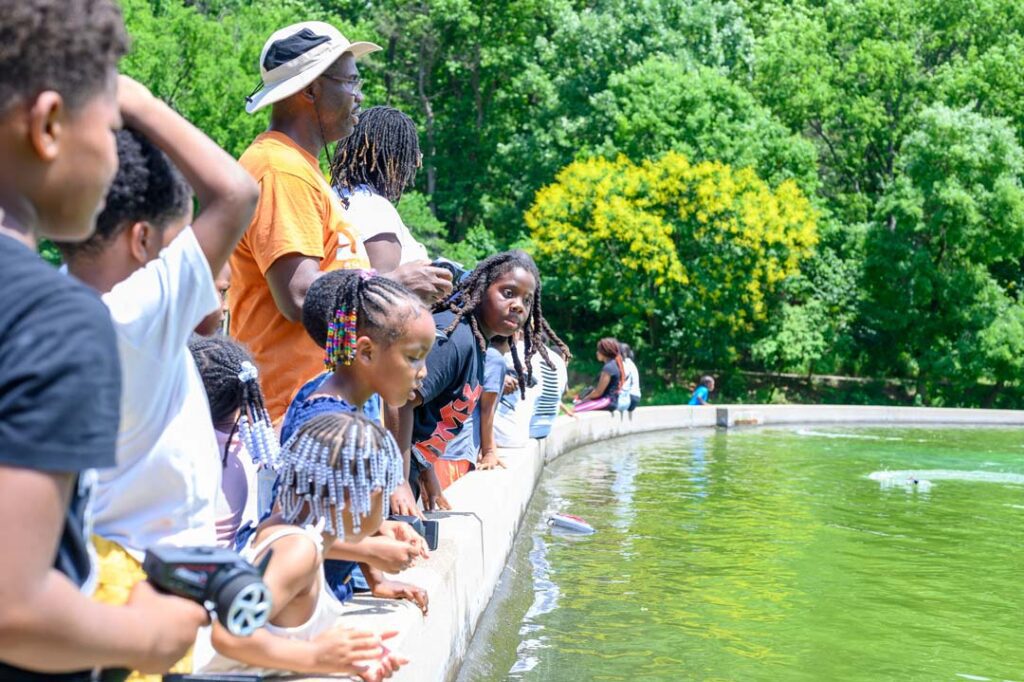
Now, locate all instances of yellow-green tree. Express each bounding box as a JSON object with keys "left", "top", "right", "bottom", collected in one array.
[{"left": 526, "top": 152, "right": 817, "bottom": 367}]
